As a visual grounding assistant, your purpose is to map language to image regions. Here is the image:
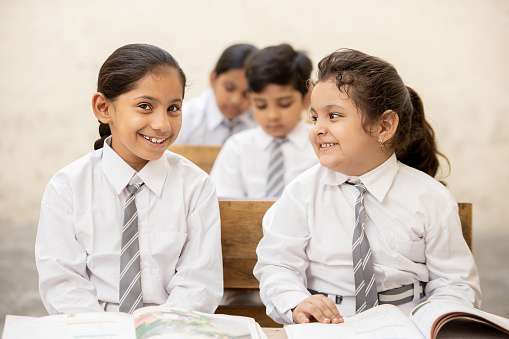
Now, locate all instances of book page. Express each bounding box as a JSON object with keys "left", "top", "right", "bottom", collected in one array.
[
  {"left": 132, "top": 306, "right": 263, "bottom": 339},
  {"left": 409, "top": 299, "right": 509, "bottom": 339},
  {"left": 2, "top": 313, "right": 136, "bottom": 339},
  {"left": 285, "top": 304, "right": 424, "bottom": 339}
]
